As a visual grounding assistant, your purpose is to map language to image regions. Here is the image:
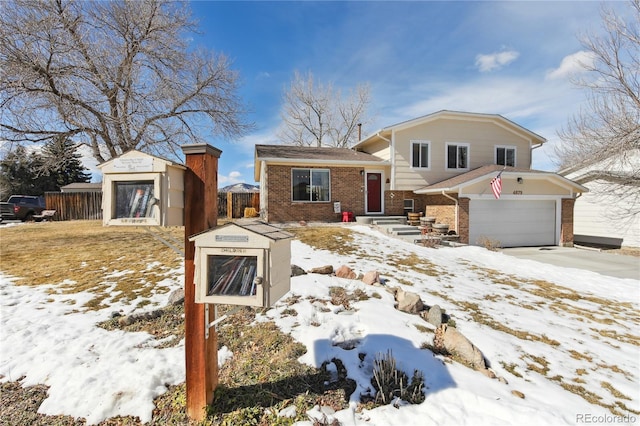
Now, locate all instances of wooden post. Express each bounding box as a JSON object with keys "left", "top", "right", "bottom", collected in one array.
[
  {"left": 181, "top": 144, "right": 222, "bottom": 421},
  {"left": 226, "top": 191, "right": 233, "bottom": 219}
]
